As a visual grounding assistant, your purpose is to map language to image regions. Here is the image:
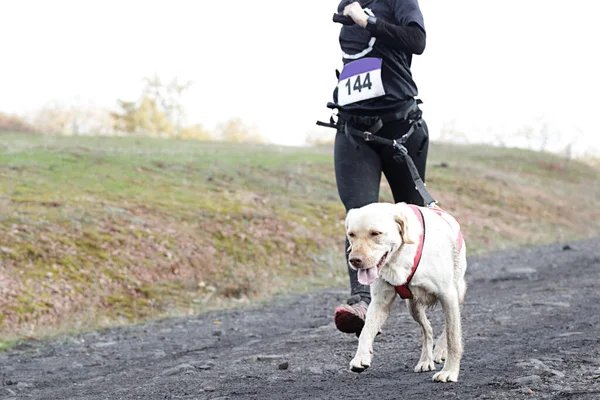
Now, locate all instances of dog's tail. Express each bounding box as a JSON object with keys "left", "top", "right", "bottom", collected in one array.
[
  {"left": 458, "top": 273, "right": 467, "bottom": 304},
  {"left": 456, "top": 238, "right": 468, "bottom": 305}
]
